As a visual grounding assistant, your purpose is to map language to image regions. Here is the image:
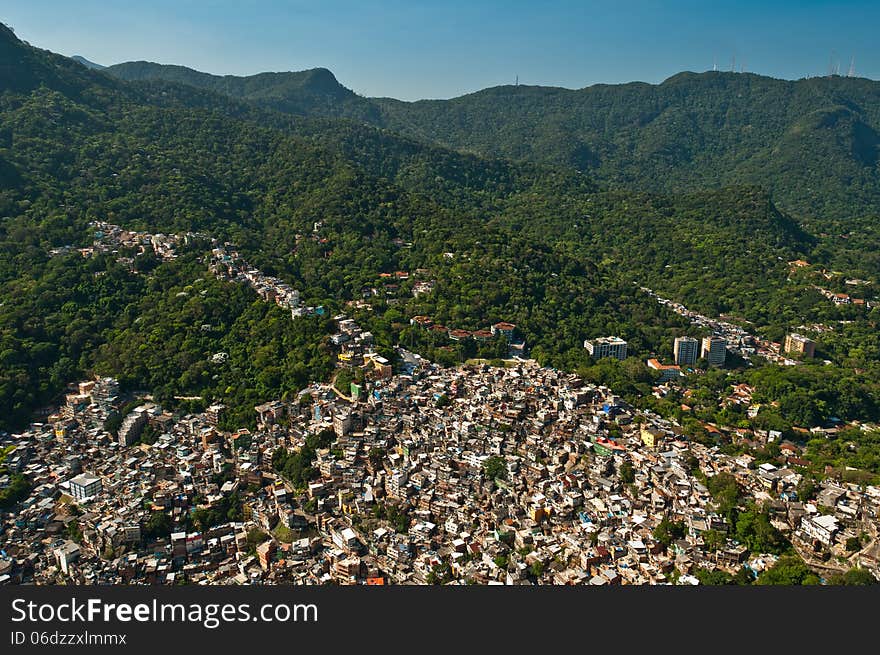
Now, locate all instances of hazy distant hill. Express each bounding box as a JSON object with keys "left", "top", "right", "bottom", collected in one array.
[
  {"left": 103, "top": 59, "right": 880, "bottom": 225},
  {"left": 375, "top": 71, "right": 880, "bottom": 226},
  {"left": 105, "top": 61, "right": 380, "bottom": 121},
  {"left": 70, "top": 55, "right": 105, "bottom": 70},
  {"left": 0, "top": 23, "right": 124, "bottom": 97}
]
